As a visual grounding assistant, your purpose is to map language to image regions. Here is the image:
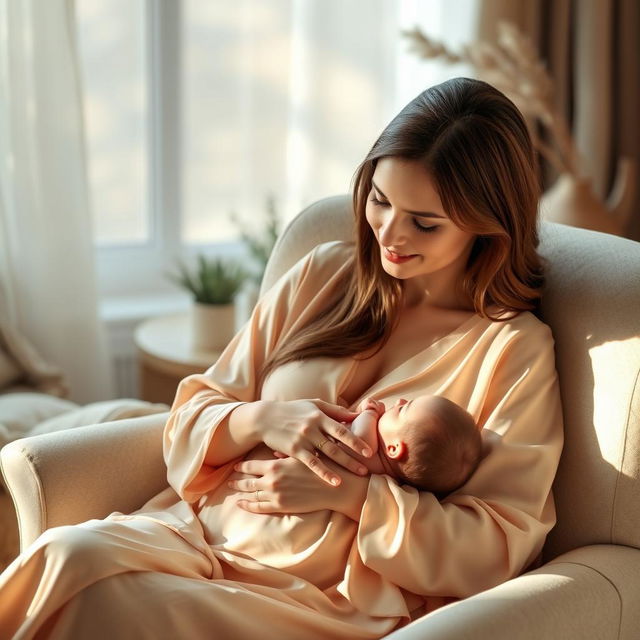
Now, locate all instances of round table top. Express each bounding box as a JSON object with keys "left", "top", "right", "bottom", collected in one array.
[{"left": 134, "top": 313, "right": 221, "bottom": 369}]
